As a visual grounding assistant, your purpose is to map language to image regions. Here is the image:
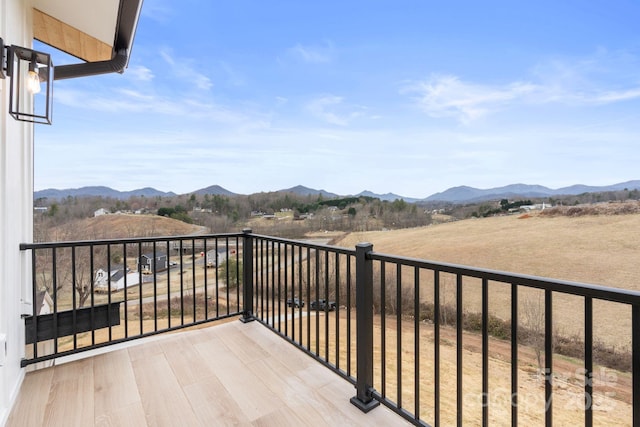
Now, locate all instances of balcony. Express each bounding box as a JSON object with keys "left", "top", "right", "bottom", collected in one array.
[
  {"left": 9, "top": 231, "right": 640, "bottom": 426},
  {"left": 7, "top": 320, "right": 407, "bottom": 426}
]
